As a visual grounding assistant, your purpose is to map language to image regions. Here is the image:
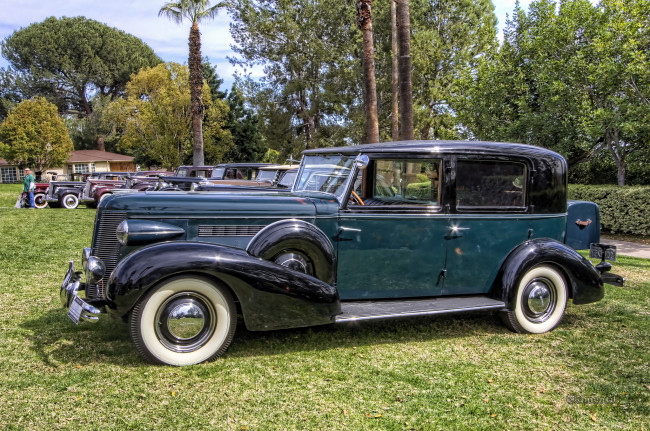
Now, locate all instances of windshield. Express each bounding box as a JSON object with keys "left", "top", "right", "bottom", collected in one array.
[
  {"left": 256, "top": 170, "right": 277, "bottom": 182},
  {"left": 293, "top": 154, "right": 356, "bottom": 202},
  {"left": 278, "top": 171, "right": 297, "bottom": 188},
  {"left": 210, "top": 168, "right": 225, "bottom": 179}
]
